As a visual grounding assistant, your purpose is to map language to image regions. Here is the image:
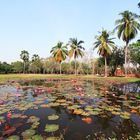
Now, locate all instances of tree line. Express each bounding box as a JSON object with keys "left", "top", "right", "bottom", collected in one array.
[{"left": 0, "top": 9, "right": 140, "bottom": 77}]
